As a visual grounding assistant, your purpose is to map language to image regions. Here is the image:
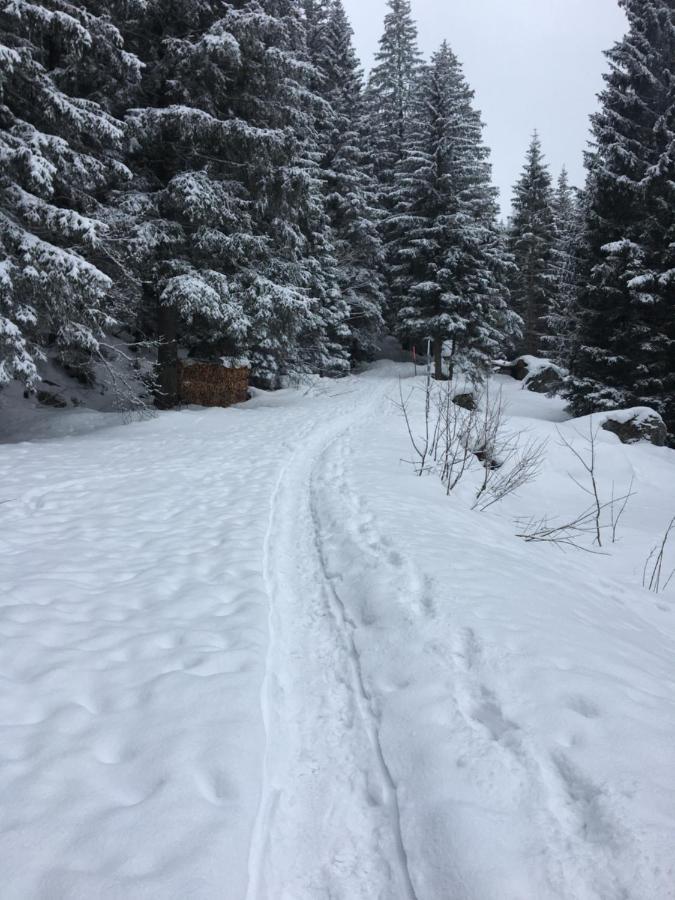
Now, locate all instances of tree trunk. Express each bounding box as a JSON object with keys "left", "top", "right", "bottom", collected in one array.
[
  {"left": 155, "top": 301, "right": 179, "bottom": 409},
  {"left": 525, "top": 263, "right": 538, "bottom": 355}
]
